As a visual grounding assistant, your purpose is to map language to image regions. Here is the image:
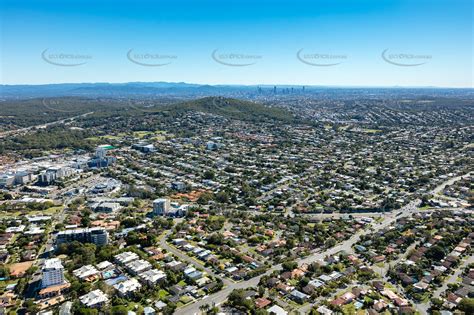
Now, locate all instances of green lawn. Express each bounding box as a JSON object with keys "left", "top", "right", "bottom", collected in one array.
[
  {"left": 180, "top": 295, "right": 193, "bottom": 304},
  {"left": 288, "top": 279, "right": 299, "bottom": 286},
  {"left": 126, "top": 303, "right": 144, "bottom": 314},
  {"left": 133, "top": 131, "right": 154, "bottom": 138},
  {"left": 361, "top": 129, "right": 382, "bottom": 133},
  {"left": 158, "top": 289, "right": 169, "bottom": 300},
  {"left": 0, "top": 205, "right": 63, "bottom": 219},
  {"left": 0, "top": 211, "right": 21, "bottom": 219},
  {"left": 385, "top": 283, "right": 396, "bottom": 290},
  {"left": 151, "top": 135, "right": 166, "bottom": 141},
  {"left": 33, "top": 205, "right": 63, "bottom": 215},
  {"left": 86, "top": 134, "right": 120, "bottom": 141},
  {"left": 341, "top": 303, "right": 357, "bottom": 315}
]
